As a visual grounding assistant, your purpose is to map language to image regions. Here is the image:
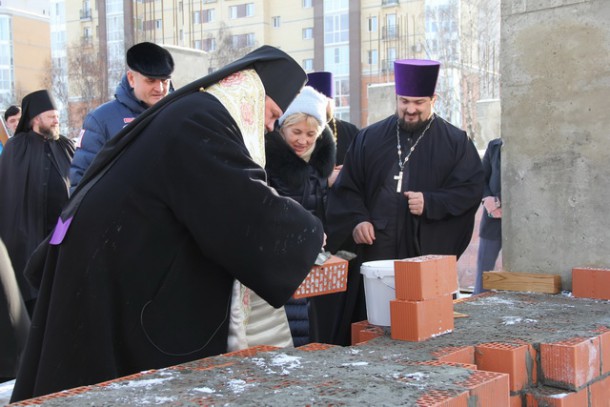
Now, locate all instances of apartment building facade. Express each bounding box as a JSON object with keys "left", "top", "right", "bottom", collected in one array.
[
  {"left": 55, "top": 0, "right": 498, "bottom": 140},
  {"left": 0, "top": 0, "right": 52, "bottom": 111}
]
